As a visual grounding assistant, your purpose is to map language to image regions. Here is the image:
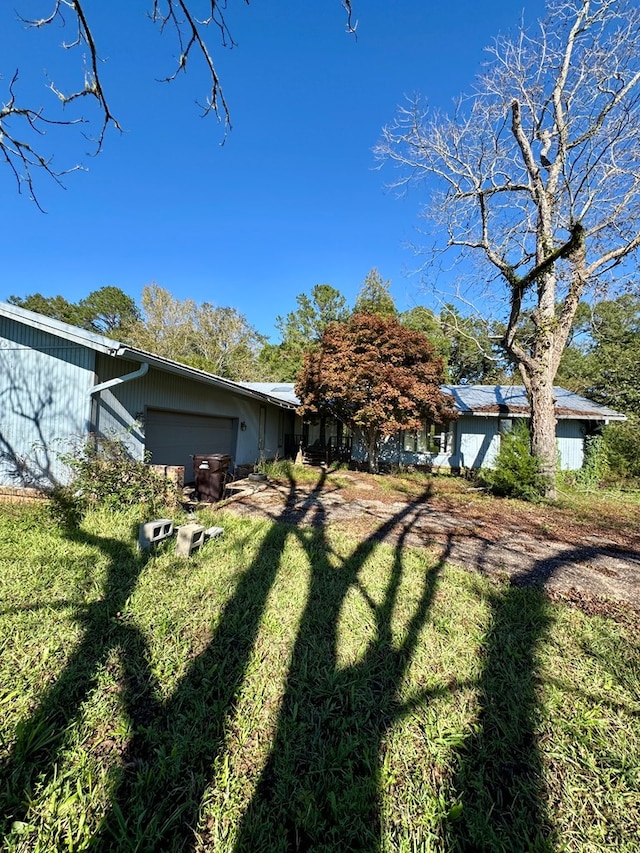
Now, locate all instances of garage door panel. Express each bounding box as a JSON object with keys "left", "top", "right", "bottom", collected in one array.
[{"left": 145, "top": 409, "right": 236, "bottom": 481}]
